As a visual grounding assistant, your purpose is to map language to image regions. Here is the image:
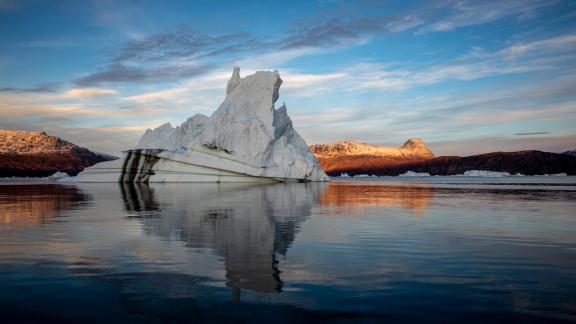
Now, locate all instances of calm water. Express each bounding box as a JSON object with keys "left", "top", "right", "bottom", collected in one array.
[{"left": 1, "top": 178, "right": 576, "bottom": 323}]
